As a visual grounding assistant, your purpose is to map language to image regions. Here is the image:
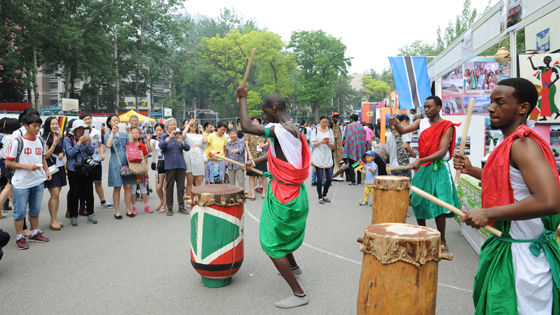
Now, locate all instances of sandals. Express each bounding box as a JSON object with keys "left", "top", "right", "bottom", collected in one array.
[{"left": 49, "top": 223, "right": 62, "bottom": 231}]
